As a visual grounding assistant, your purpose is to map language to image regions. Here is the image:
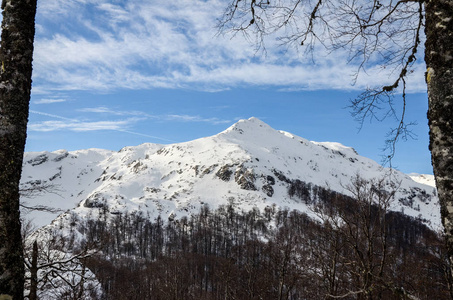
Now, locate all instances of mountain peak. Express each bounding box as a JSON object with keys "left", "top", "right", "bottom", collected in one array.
[
  {"left": 219, "top": 117, "right": 289, "bottom": 144},
  {"left": 223, "top": 117, "right": 271, "bottom": 133},
  {"left": 242, "top": 116, "right": 268, "bottom": 125}
]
